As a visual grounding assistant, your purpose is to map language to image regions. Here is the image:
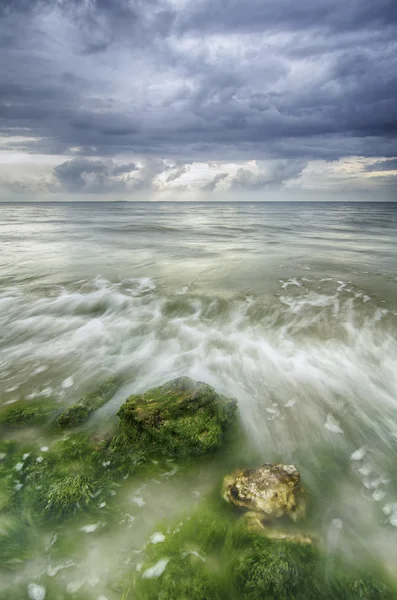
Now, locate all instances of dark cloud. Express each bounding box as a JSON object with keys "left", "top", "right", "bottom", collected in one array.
[
  {"left": 54, "top": 158, "right": 116, "bottom": 193},
  {"left": 0, "top": 0, "right": 396, "bottom": 195},
  {"left": 176, "top": 0, "right": 397, "bottom": 35},
  {"left": 52, "top": 157, "right": 176, "bottom": 193}
]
